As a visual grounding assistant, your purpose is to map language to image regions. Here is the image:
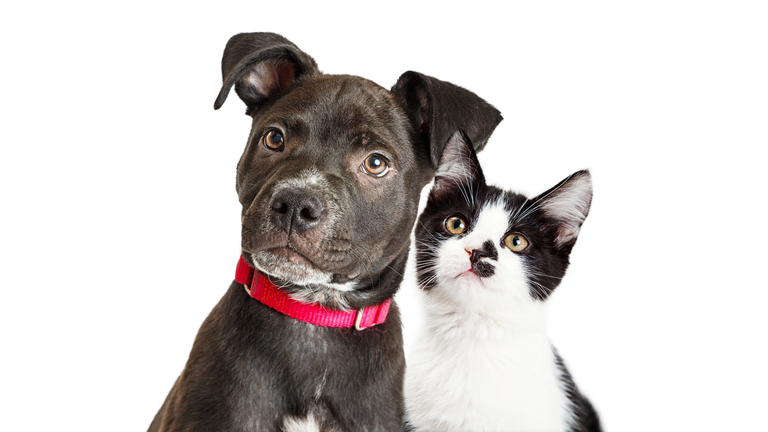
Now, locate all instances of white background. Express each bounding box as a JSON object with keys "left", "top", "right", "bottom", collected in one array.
[{"left": 2, "top": 1, "right": 766, "bottom": 431}]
